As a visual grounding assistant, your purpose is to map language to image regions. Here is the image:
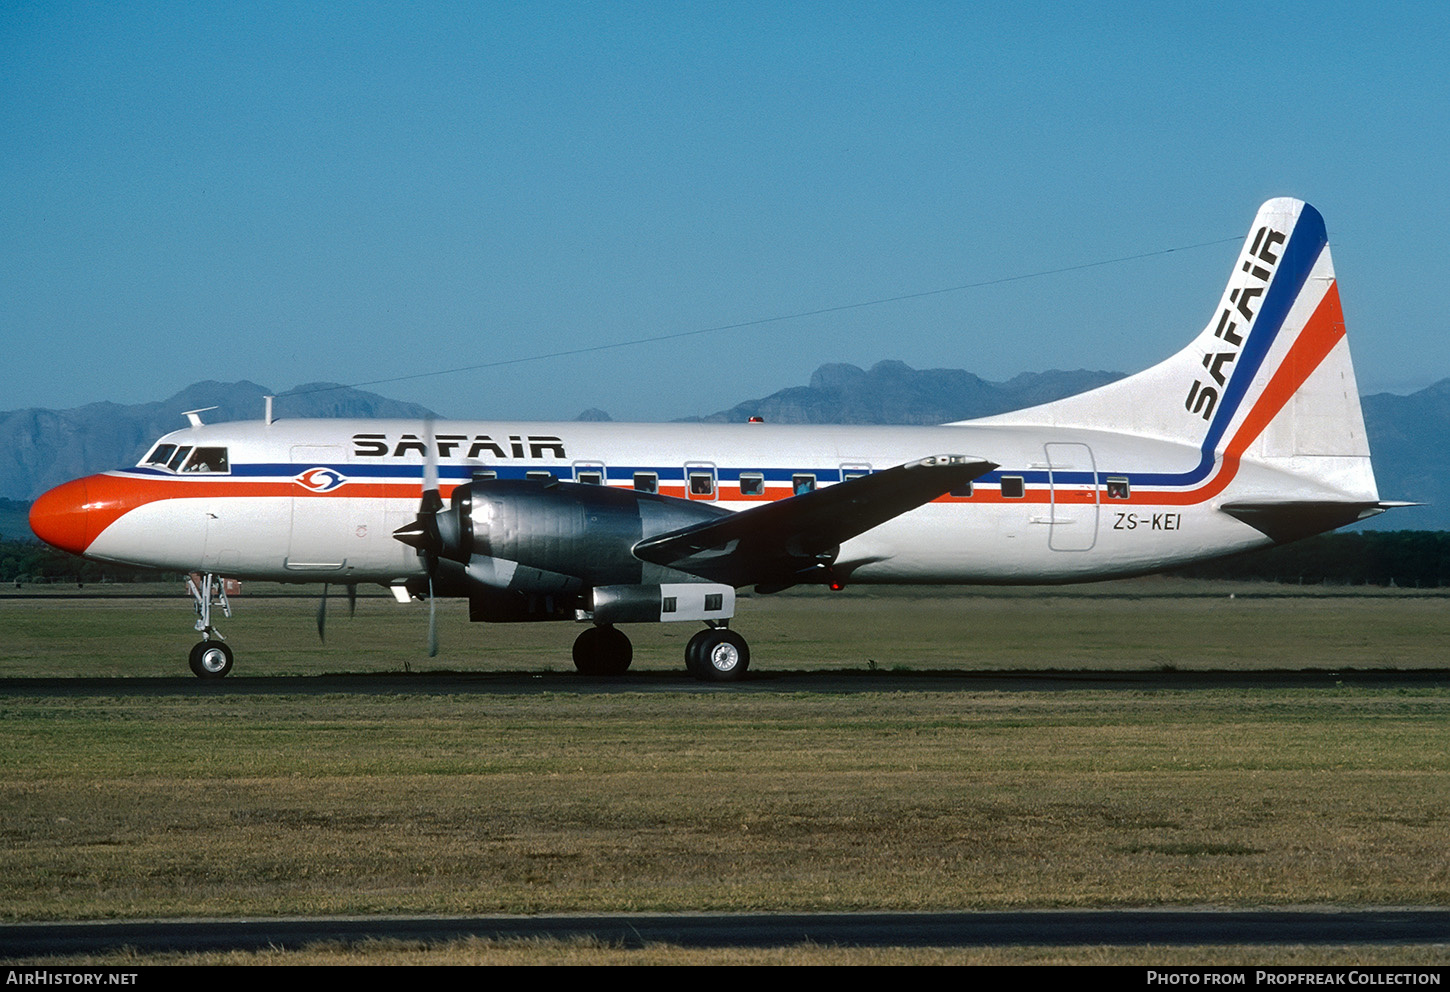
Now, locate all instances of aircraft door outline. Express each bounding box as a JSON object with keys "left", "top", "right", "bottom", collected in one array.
[{"left": 1045, "top": 442, "right": 1099, "bottom": 552}]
